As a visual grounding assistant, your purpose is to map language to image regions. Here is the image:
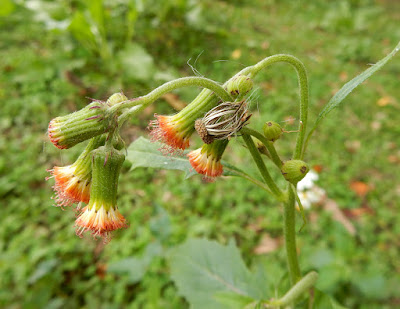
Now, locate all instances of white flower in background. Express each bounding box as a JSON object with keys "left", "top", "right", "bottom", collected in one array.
[{"left": 296, "top": 170, "right": 326, "bottom": 209}]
